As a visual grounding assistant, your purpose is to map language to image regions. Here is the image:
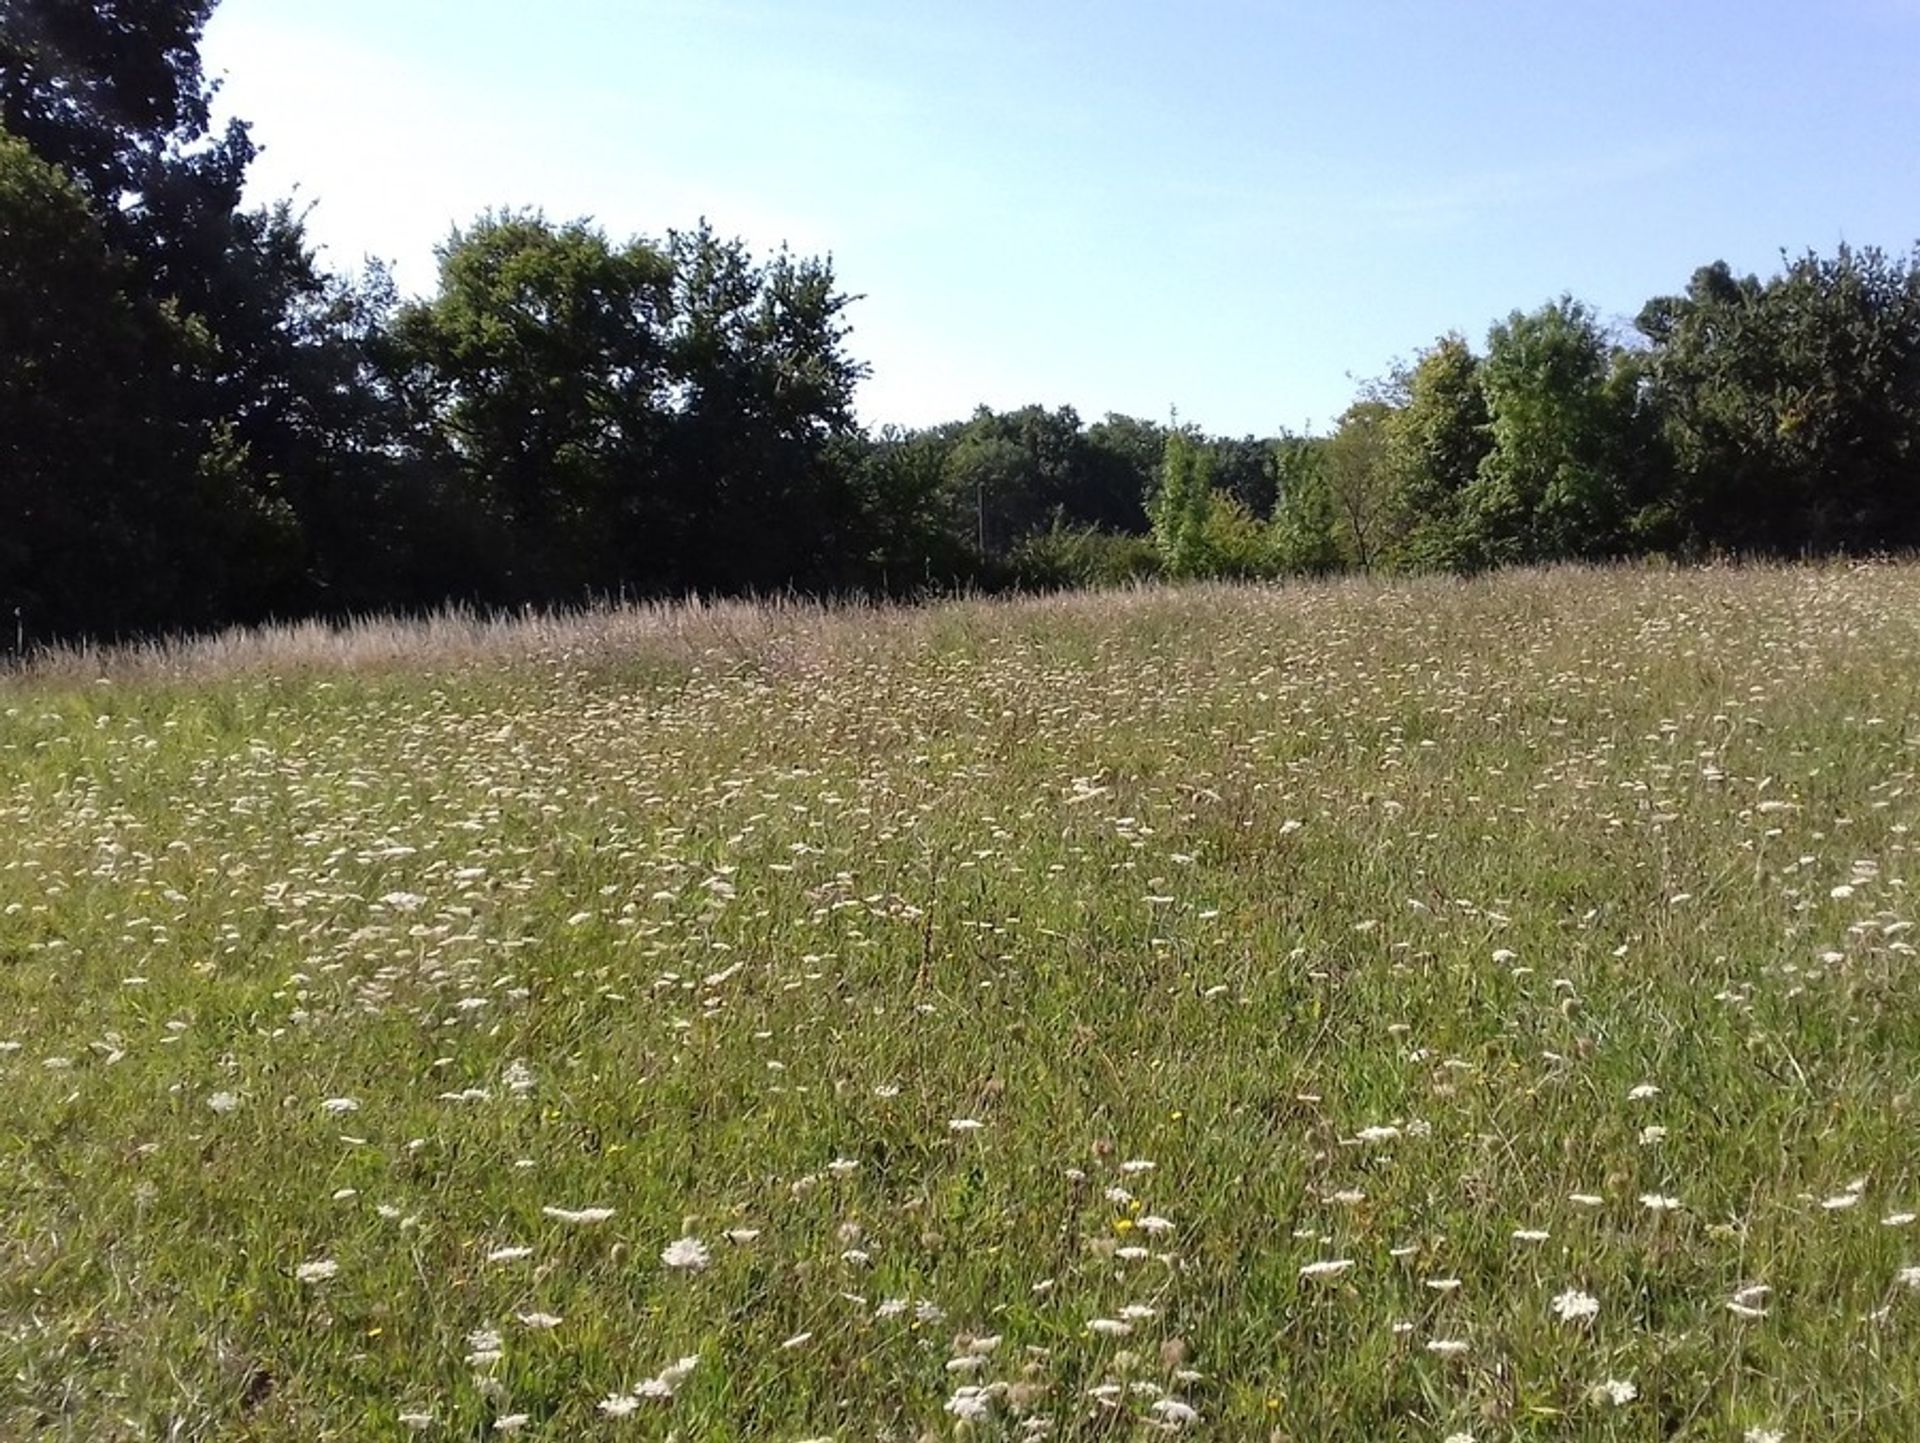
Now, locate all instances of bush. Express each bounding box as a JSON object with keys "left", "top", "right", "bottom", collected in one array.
[{"left": 1010, "top": 523, "right": 1161, "bottom": 589}]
